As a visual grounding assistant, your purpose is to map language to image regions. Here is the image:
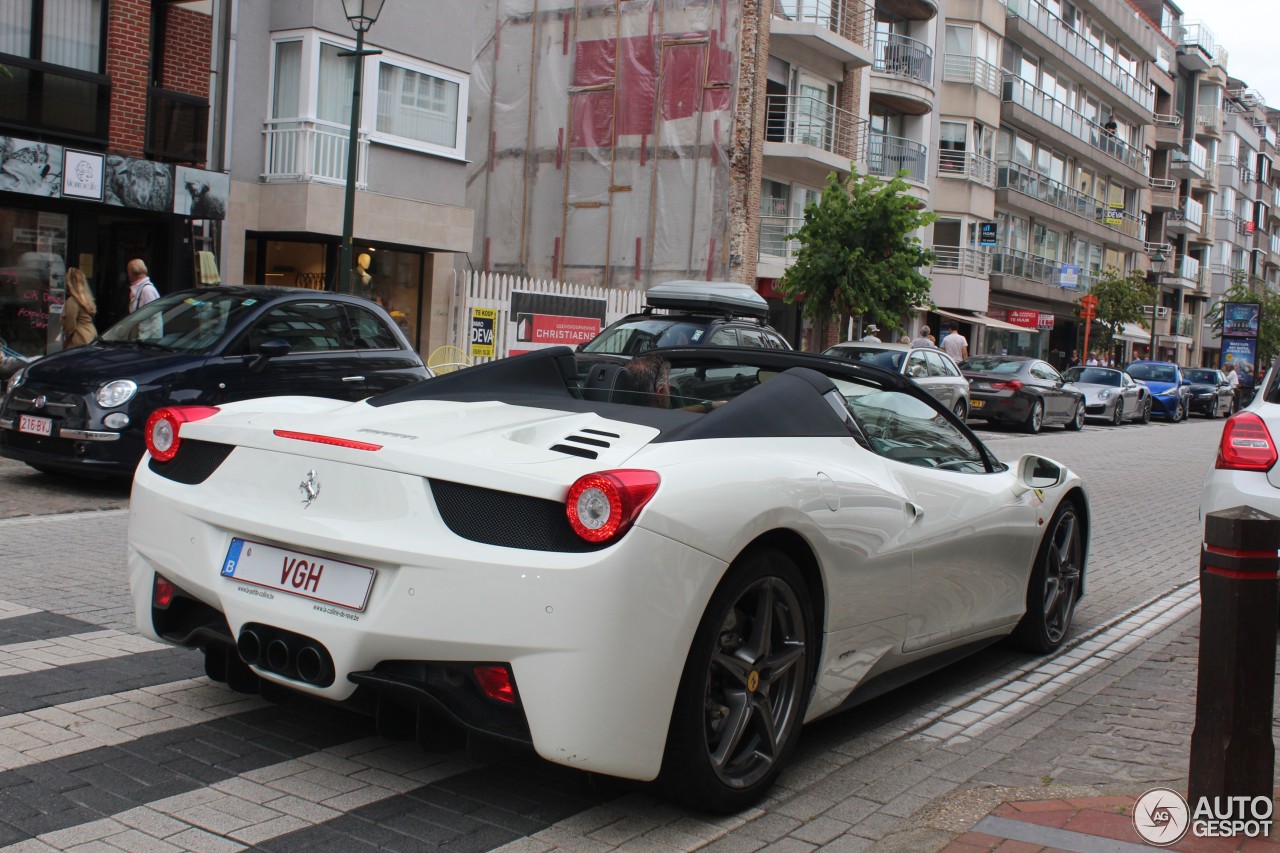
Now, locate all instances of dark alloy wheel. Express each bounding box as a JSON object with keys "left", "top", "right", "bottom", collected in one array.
[
  {"left": 1171, "top": 400, "right": 1183, "bottom": 422},
  {"left": 1141, "top": 398, "right": 1152, "bottom": 424},
  {"left": 661, "top": 549, "right": 815, "bottom": 813},
  {"left": 1011, "top": 502, "right": 1084, "bottom": 654},
  {"left": 1206, "top": 399, "right": 1218, "bottom": 419},
  {"left": 952, "top": 399, "right": 967, "bottom": 421},
  {"left": 1064, "top": 400, "right": 1084, "bottom": 431},
  {"left": 1023, "top": 400, "right": 1044, "bottom": 434},
  {"left": 1111, "top": 400, "right": 1124, "bottom": 426}
]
